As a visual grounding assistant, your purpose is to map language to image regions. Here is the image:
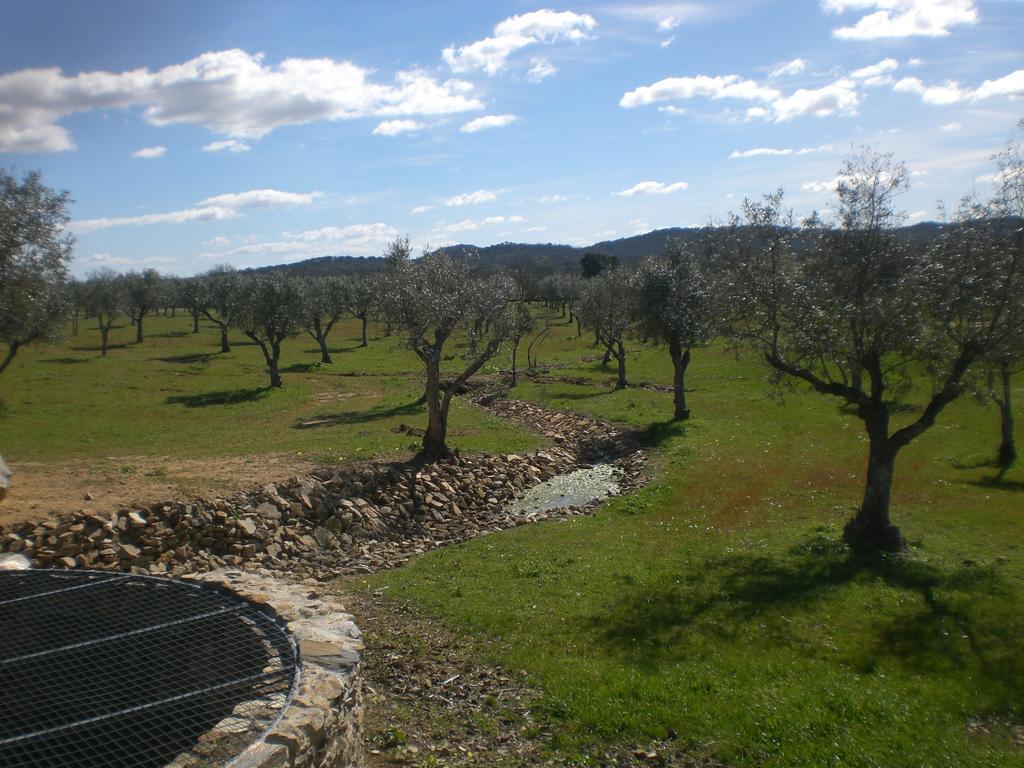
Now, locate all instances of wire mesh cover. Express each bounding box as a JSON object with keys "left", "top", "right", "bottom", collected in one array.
[{"left": 0, "top": 570, "right": 300, "bottom": 768}]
